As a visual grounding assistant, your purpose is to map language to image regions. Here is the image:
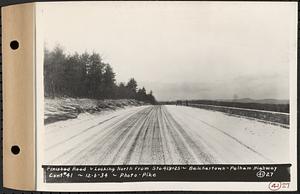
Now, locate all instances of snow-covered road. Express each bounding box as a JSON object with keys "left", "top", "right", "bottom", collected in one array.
[{"left": 45, "top": 105, "right": 289, "bottom": 165}]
